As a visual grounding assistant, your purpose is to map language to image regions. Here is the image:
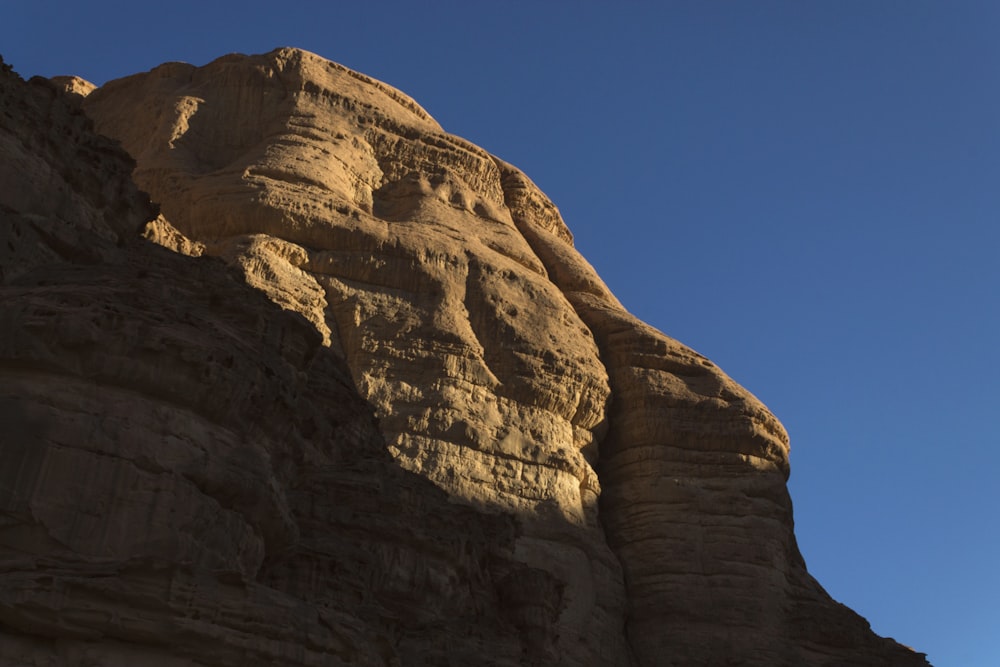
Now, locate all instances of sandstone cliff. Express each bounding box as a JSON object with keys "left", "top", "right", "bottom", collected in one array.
[{"left": 0, "top": 50, "right": 930, "bottom": 665}]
